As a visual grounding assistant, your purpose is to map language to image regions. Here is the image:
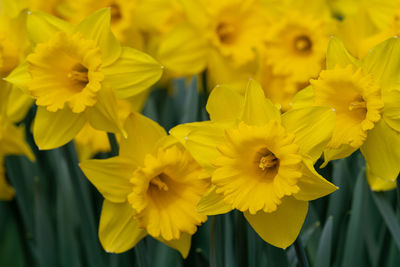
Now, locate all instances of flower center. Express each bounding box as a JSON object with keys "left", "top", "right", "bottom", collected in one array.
[
  {"left": 216, "top": 22, "right": 236, "bottom": 44},
  {"left": 110, "top": 3, "right": 122, "bottom": 24},
  {"left": 311, "top": 65, "right": 383, "bottom": 149},
  {"left": 294, "top": 35, "right": 312, "bottom": 53},
  {"left": 27, "top": 32, "right": 104, "bottom": 113},
  {"left": 214, "top": 121, "right": 302, "bottom": 214},
  {"left": 128, "top": 145, "right": 208, "bottom": 240}
]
